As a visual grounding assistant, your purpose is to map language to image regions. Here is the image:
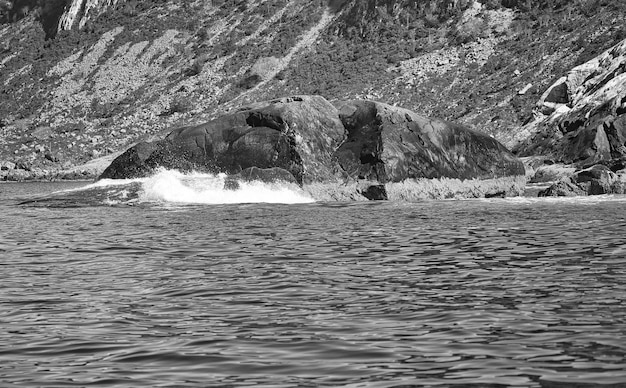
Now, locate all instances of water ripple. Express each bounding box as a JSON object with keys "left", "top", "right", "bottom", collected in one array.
[{"left": 1, "top": 183, "right": 626, "bottom": 386}]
